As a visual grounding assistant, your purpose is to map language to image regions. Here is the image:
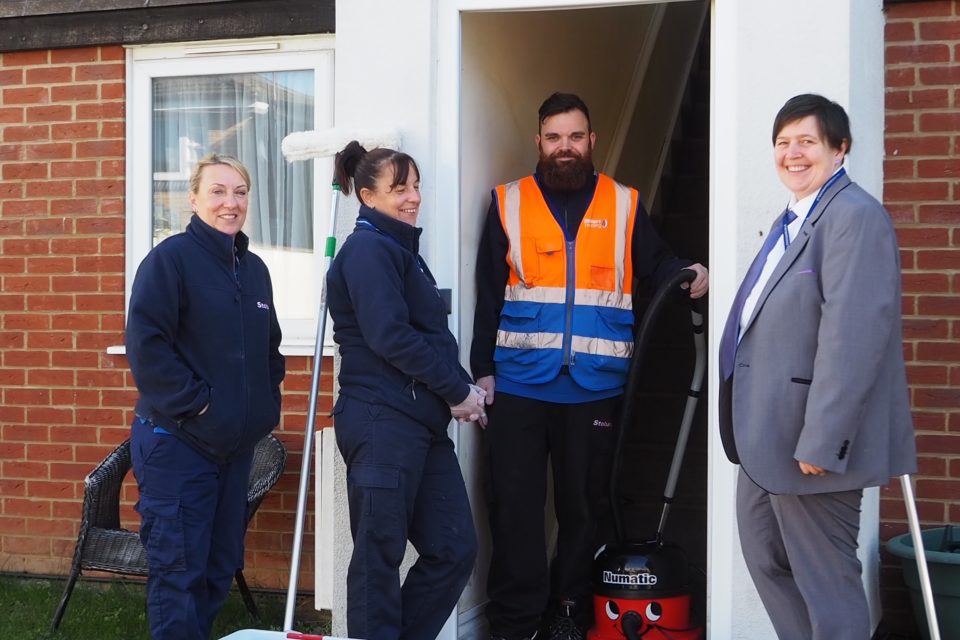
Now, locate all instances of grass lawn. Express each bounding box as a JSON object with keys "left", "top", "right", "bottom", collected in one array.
[{"left": 0, "top": 573, "right": 330, "bottom": 640}]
